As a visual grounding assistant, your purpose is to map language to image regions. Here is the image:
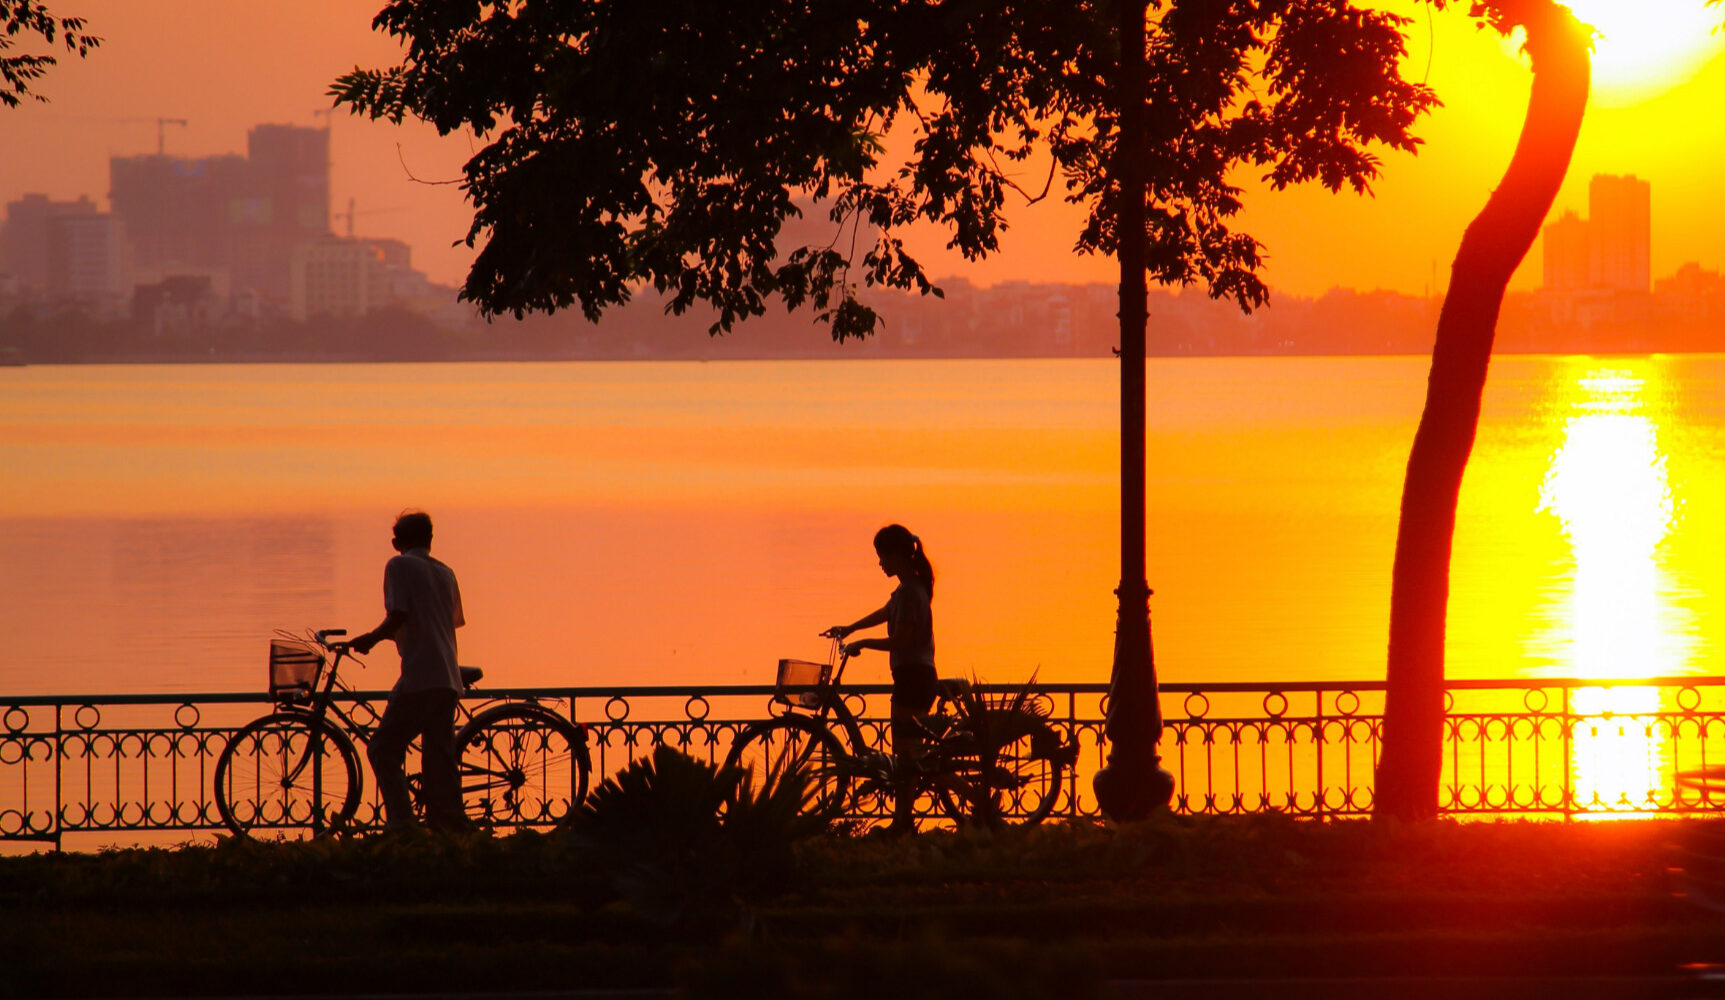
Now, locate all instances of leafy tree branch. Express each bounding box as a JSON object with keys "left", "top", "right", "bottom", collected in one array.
[
  {"left": 333, "top": 1, "right": 1437, "bottom": 338},
  {"left": 1, "top": 0, "right": 98, "bottom": 109}
]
